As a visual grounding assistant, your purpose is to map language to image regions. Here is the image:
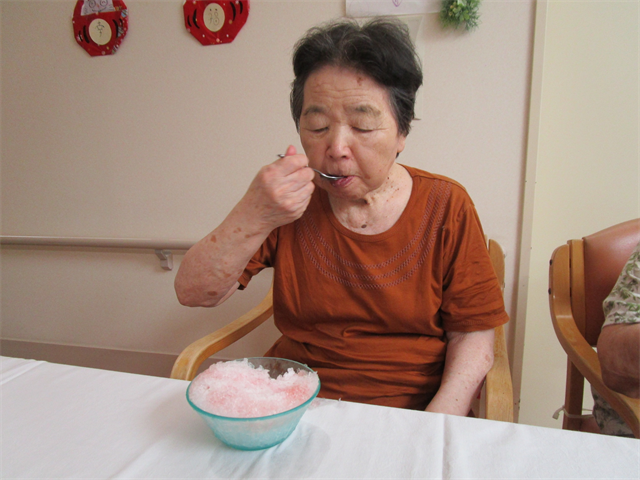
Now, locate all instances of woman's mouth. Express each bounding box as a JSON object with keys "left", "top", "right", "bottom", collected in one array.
[{"left": 328, "top": 175, "right": 352, "bottom": 187}]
